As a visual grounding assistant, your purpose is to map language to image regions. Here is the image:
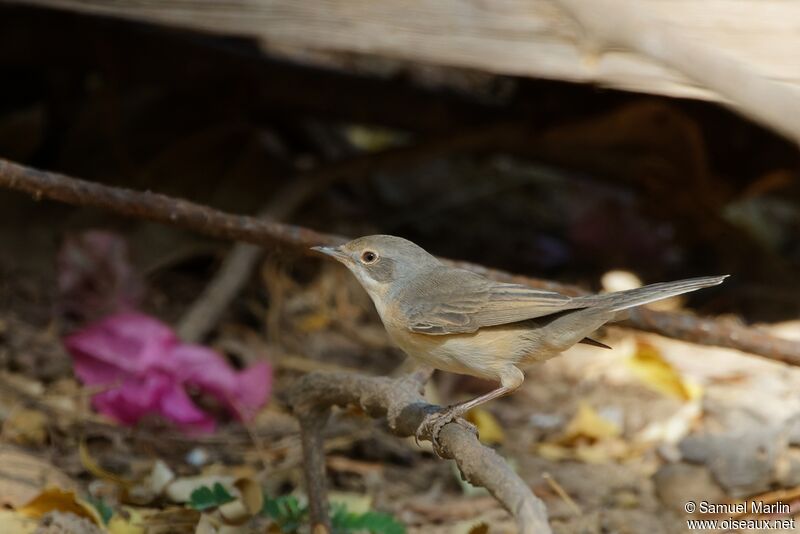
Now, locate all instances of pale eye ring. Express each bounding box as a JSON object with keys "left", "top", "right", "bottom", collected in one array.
[{"left": 361, "top": 250, "right": 378, "bottom": 264}]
